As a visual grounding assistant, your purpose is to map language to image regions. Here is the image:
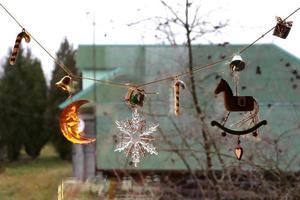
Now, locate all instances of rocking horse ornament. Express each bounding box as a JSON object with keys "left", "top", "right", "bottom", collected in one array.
[
  {"left": 214, "top": 79, "right": 256, "bottom": 112},
  {"left": 211, "top": 78, "right": 267, "bottom": 160}
]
